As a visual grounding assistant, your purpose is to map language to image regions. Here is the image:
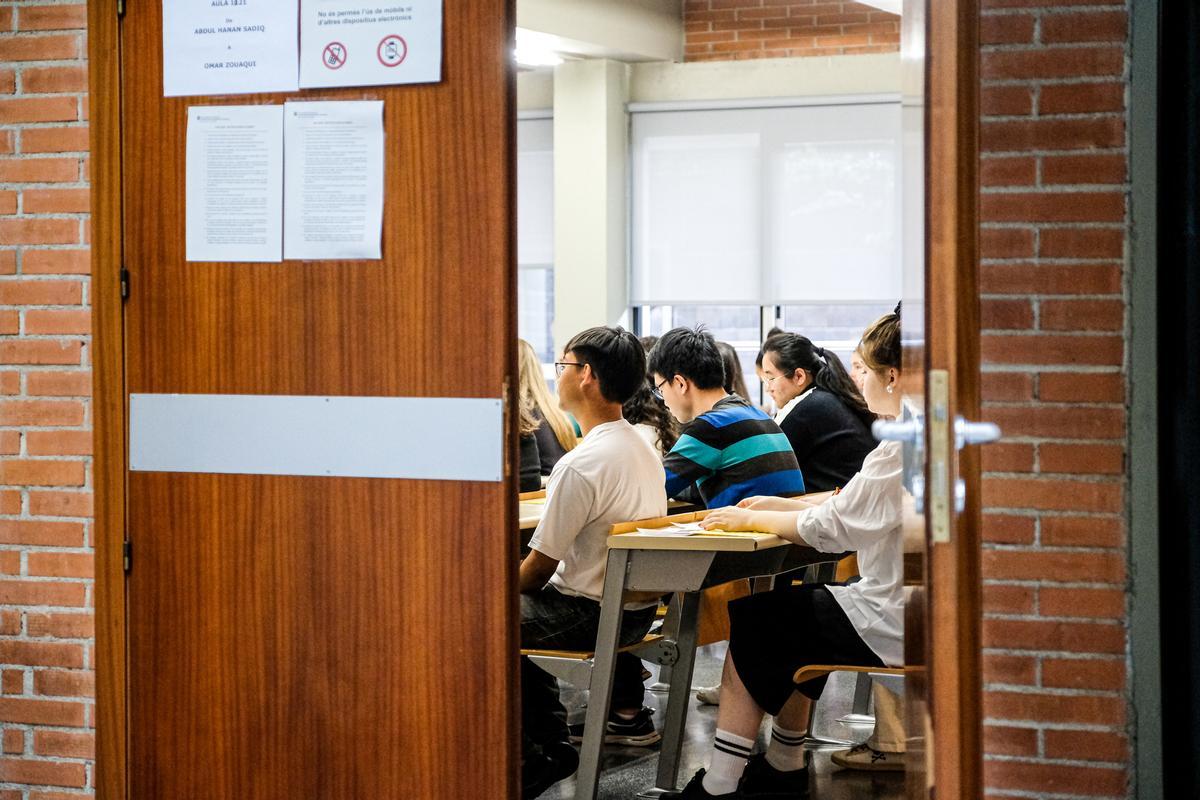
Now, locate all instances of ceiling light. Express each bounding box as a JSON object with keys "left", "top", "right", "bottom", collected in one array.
[{"left": 515, "top": 28, "right": 565, "bottom": 68}]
